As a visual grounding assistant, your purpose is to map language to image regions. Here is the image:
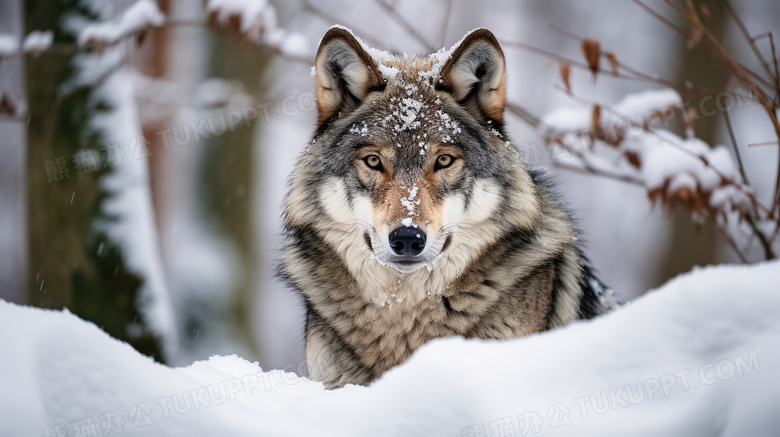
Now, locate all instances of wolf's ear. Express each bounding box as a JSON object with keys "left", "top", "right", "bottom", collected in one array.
[
  {"left": 314, "top": 27, "right": 385, "bottom": 127},
  {"left": 439, "top": 29, "right": 507, "bottom": 124}
]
